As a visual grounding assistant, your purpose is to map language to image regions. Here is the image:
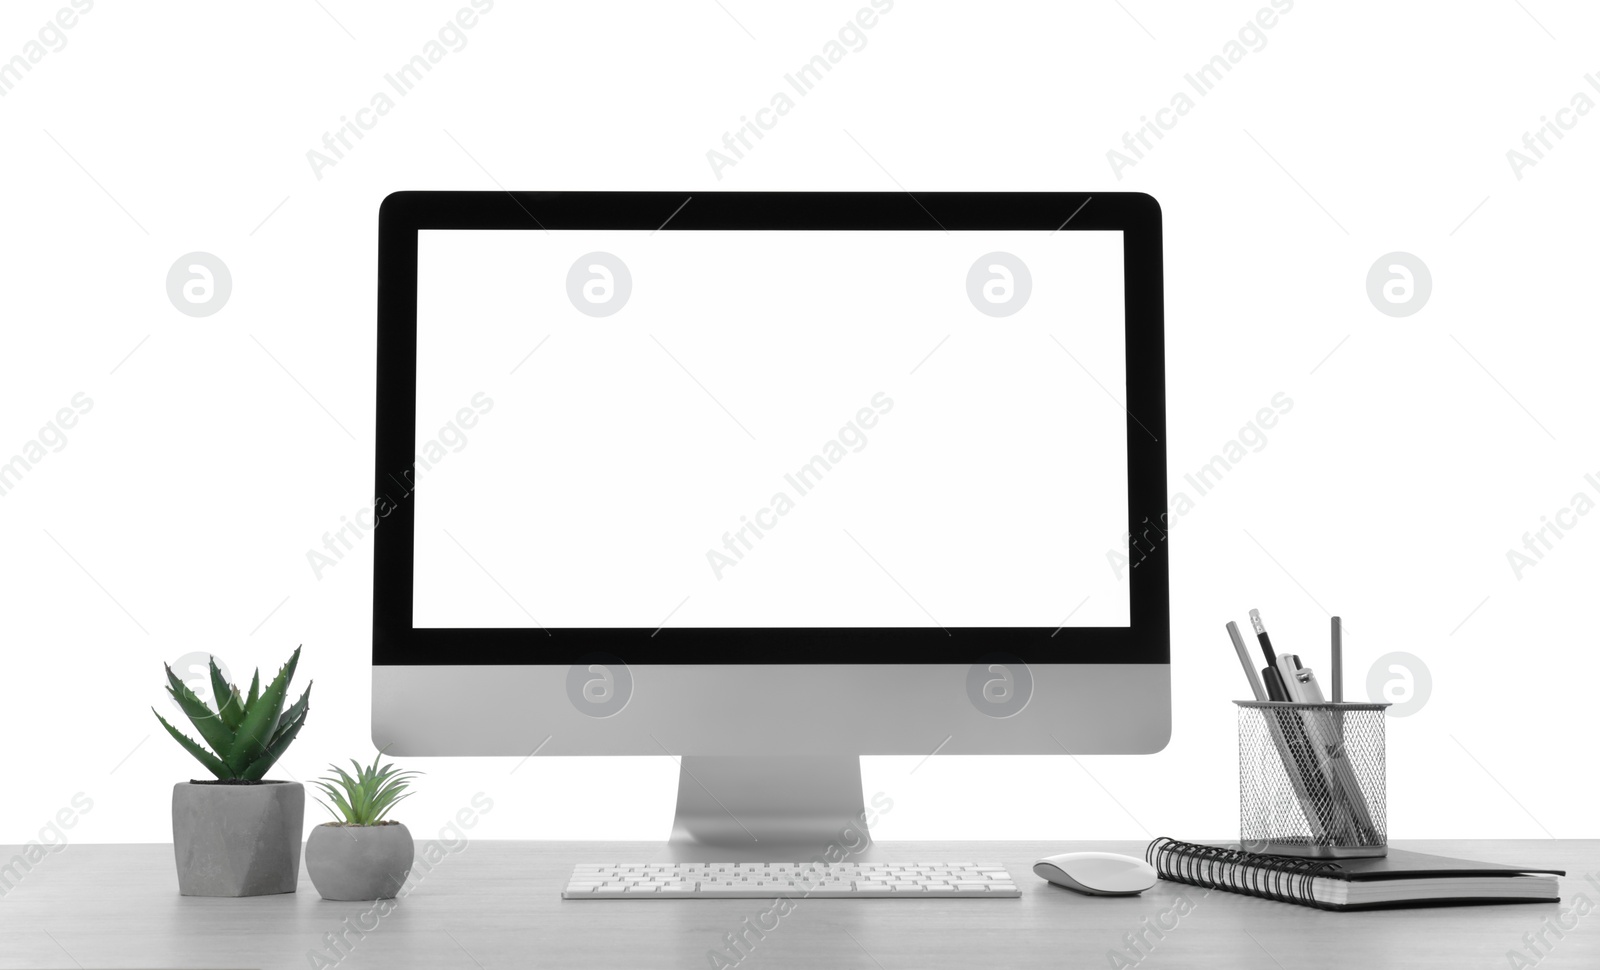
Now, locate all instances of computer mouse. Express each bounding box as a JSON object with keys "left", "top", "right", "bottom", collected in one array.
[{"left": 1032, "top": 851, "right": 1158, "bottom": 896}]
